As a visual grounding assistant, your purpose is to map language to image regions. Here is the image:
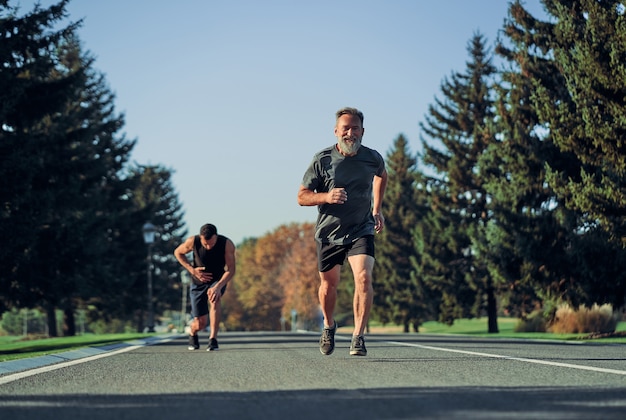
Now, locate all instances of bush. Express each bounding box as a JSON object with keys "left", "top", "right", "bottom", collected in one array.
[
  {"left": 549, "top": 304, "right": 618, "bottom": 334},
  {"left": 89, "top": 318, "right": 135, "bottom": 334},
  {"left": 0, "top": 308, "right": 48, "bottom": 335},
  {"left": 514, "top": 311, "right": 547, "bottom": 332}
]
